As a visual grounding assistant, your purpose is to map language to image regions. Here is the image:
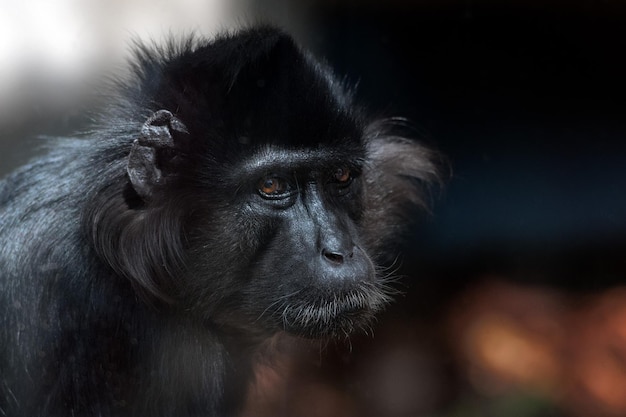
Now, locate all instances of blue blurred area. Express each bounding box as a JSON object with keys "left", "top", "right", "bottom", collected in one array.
[{"left": 426, "top": 124, "right": 626, "bottom": 250}]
